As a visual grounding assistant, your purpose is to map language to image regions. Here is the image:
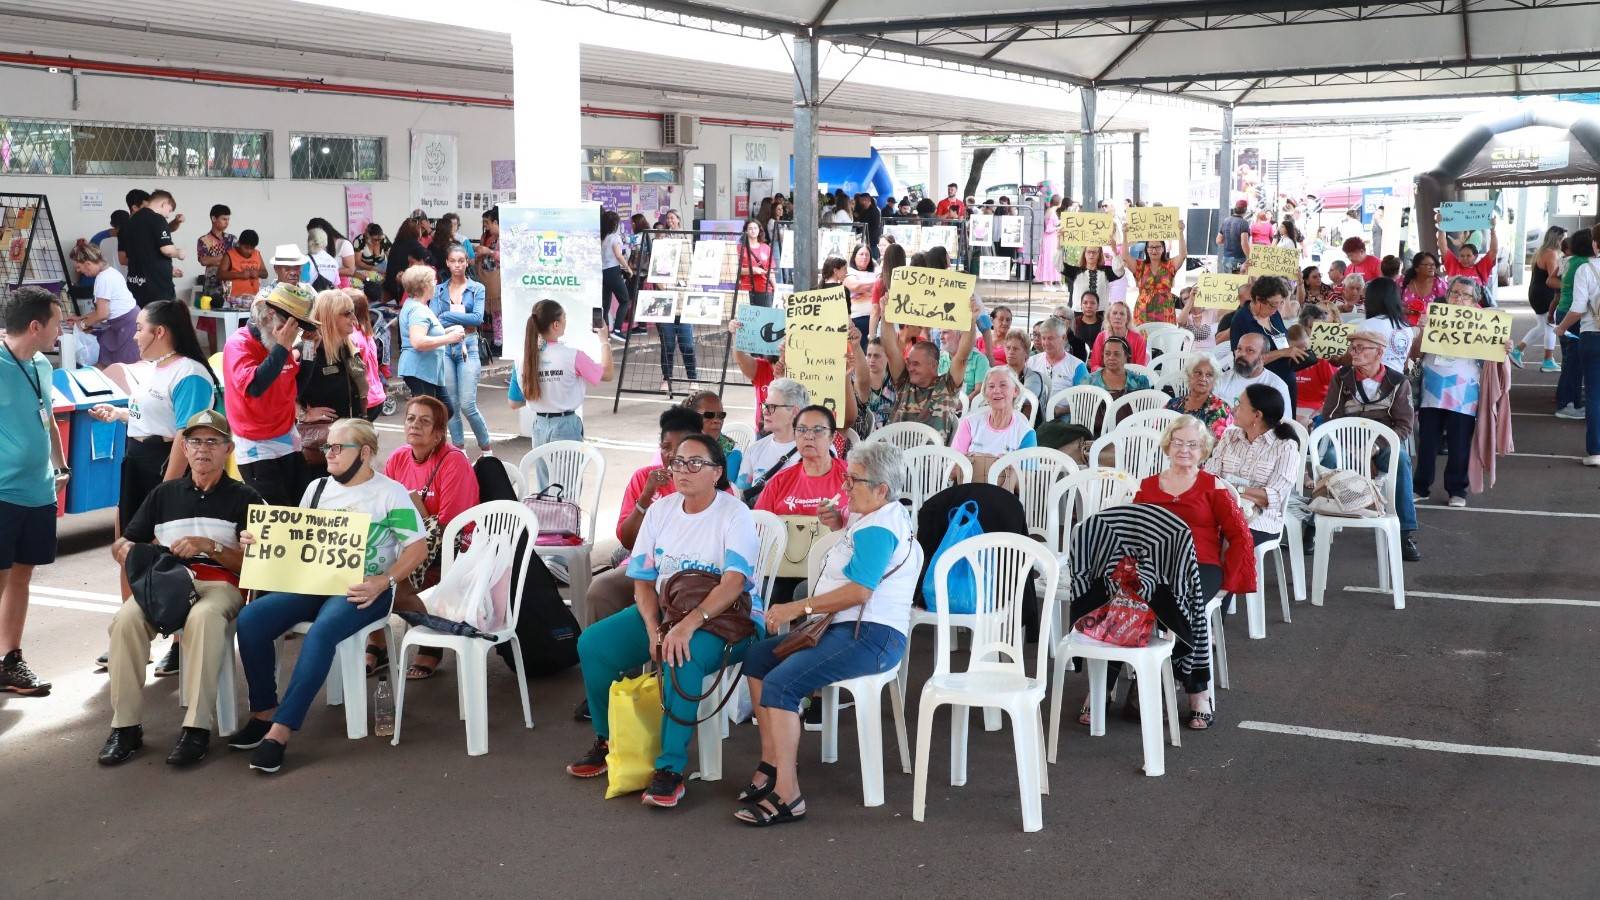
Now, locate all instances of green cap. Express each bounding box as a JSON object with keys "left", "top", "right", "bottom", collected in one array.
[{"left": 180, "top": 409, "right": 231, "bottom": 440}]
